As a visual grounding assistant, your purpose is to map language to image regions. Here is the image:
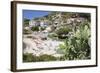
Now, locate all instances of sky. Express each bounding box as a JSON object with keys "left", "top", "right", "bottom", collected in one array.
[{"left": 23, "top": 10, "right": 50, "bottom": 20}]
